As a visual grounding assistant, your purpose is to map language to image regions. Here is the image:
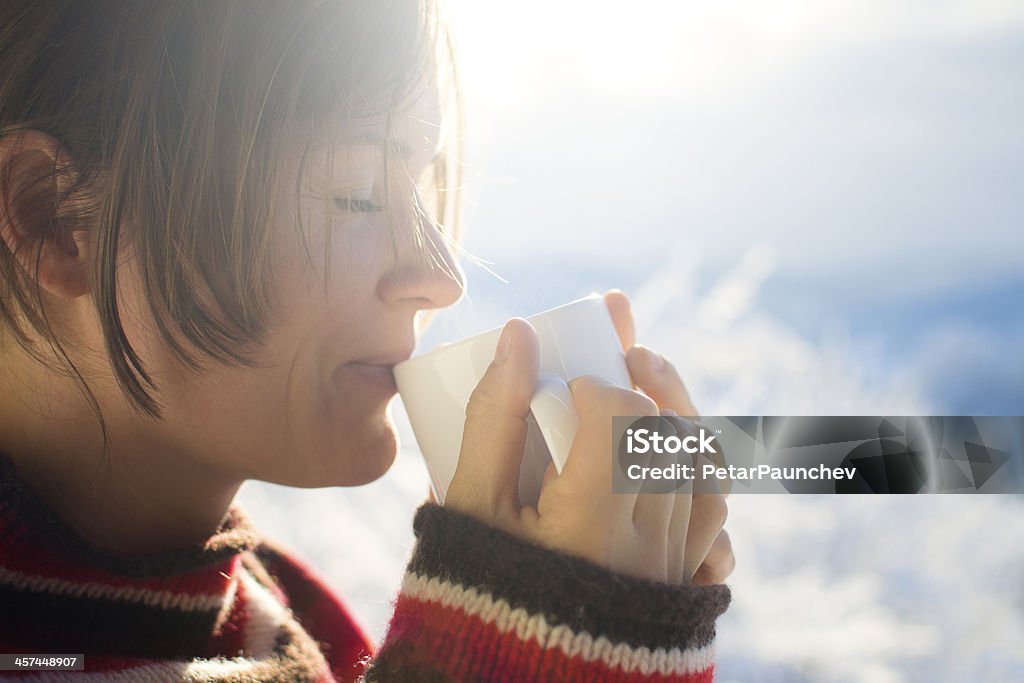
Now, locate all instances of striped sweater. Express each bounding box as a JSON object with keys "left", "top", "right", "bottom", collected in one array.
[{"left": 0, "top": 455, "right": 731, "bottom": 681}]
